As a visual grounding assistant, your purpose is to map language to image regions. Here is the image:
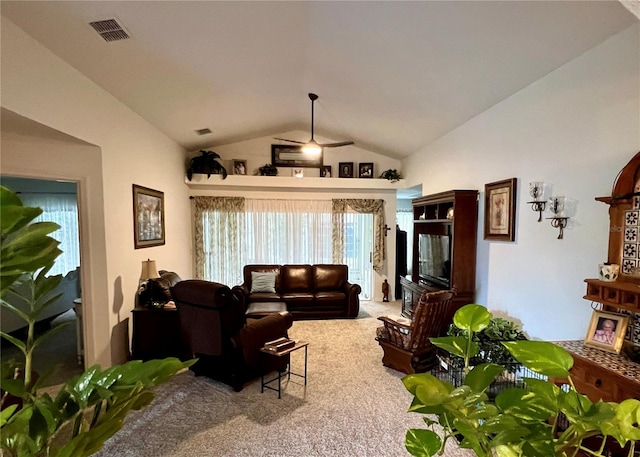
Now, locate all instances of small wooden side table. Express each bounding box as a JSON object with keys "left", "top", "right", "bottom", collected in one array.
[
  {"left": 260, "top": 340, "right": 308, "bottom": 399},
  {"left": 131, "top": 306, "right": 184, "bottom": 361}
]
